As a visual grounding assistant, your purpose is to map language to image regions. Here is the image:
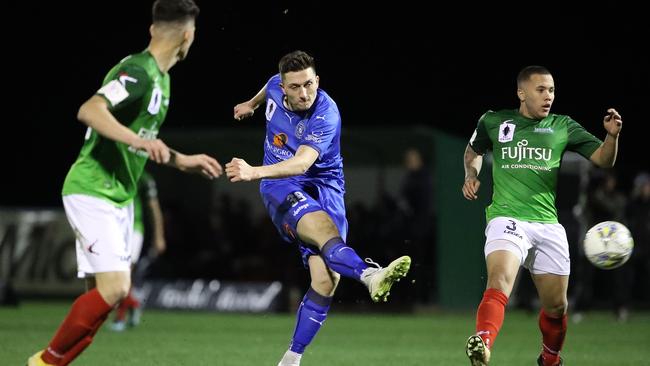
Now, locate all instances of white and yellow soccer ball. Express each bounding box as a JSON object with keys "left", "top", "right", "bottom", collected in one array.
[{"left": 583, "top": 221, "right": 634, "bottom": 270}]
